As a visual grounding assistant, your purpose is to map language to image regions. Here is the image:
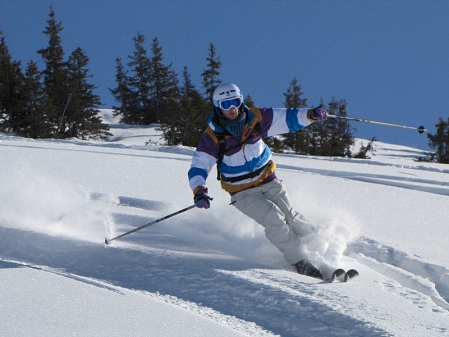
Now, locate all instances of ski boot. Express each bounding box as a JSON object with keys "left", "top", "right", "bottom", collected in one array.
[{"left": 293, "top": 259, "right": 323, "bottom": 280}]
